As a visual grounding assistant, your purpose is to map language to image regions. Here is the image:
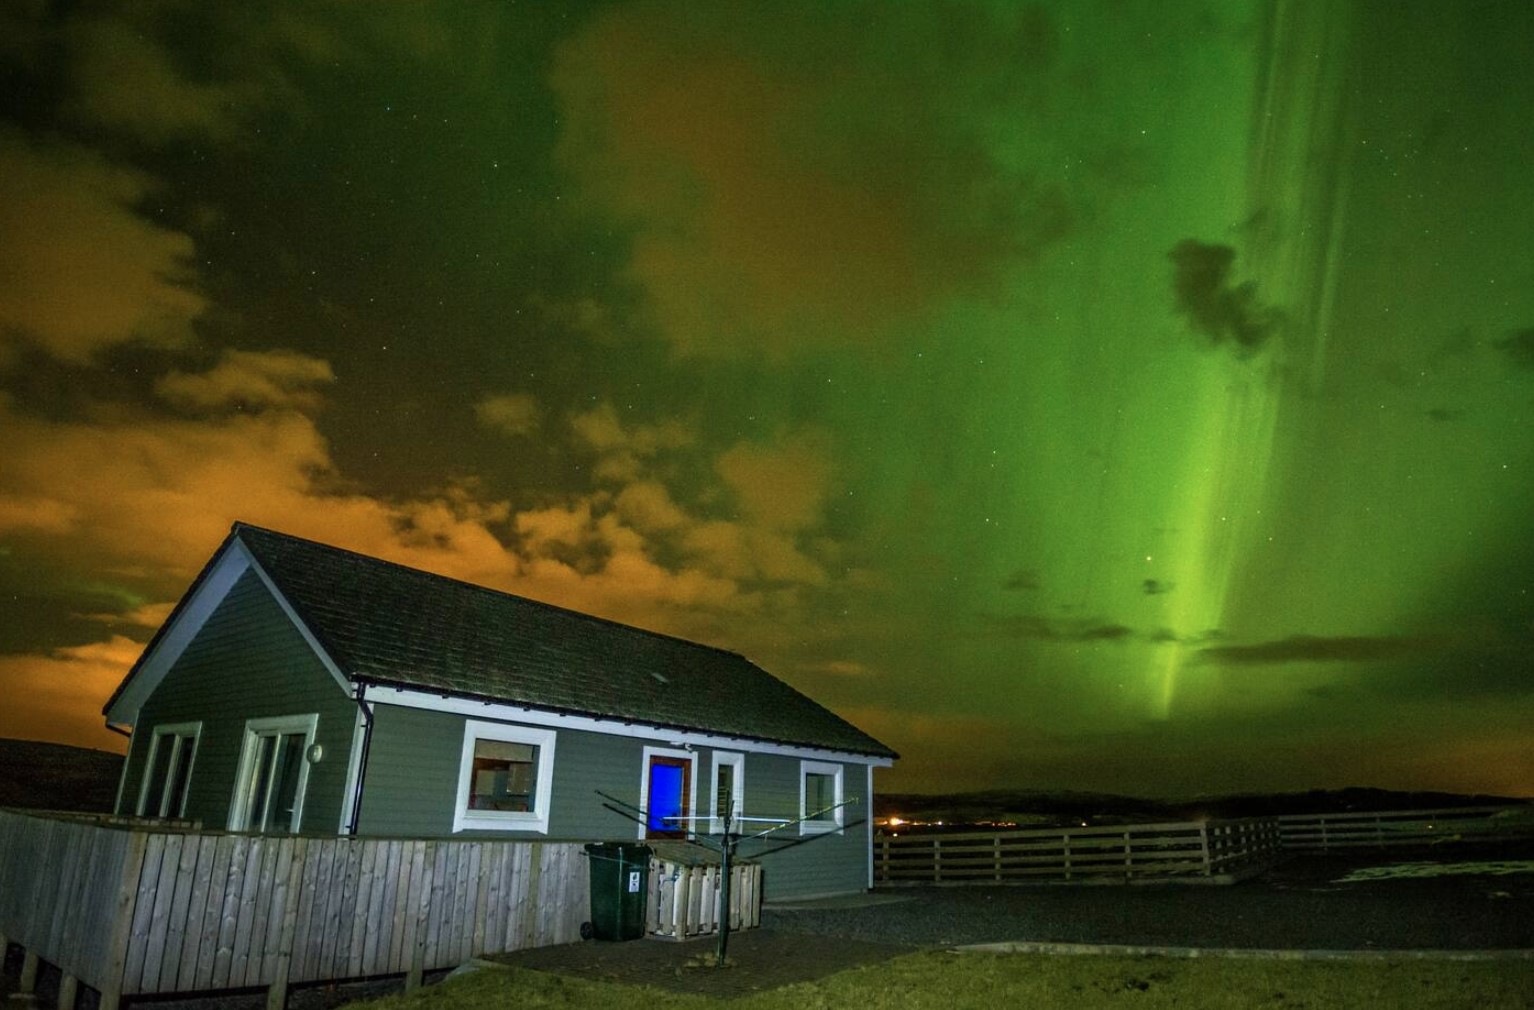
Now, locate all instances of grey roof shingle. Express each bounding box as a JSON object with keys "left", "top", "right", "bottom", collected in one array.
[{"left": 232, "top": 523, "right": 895, "bottom": 759}]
